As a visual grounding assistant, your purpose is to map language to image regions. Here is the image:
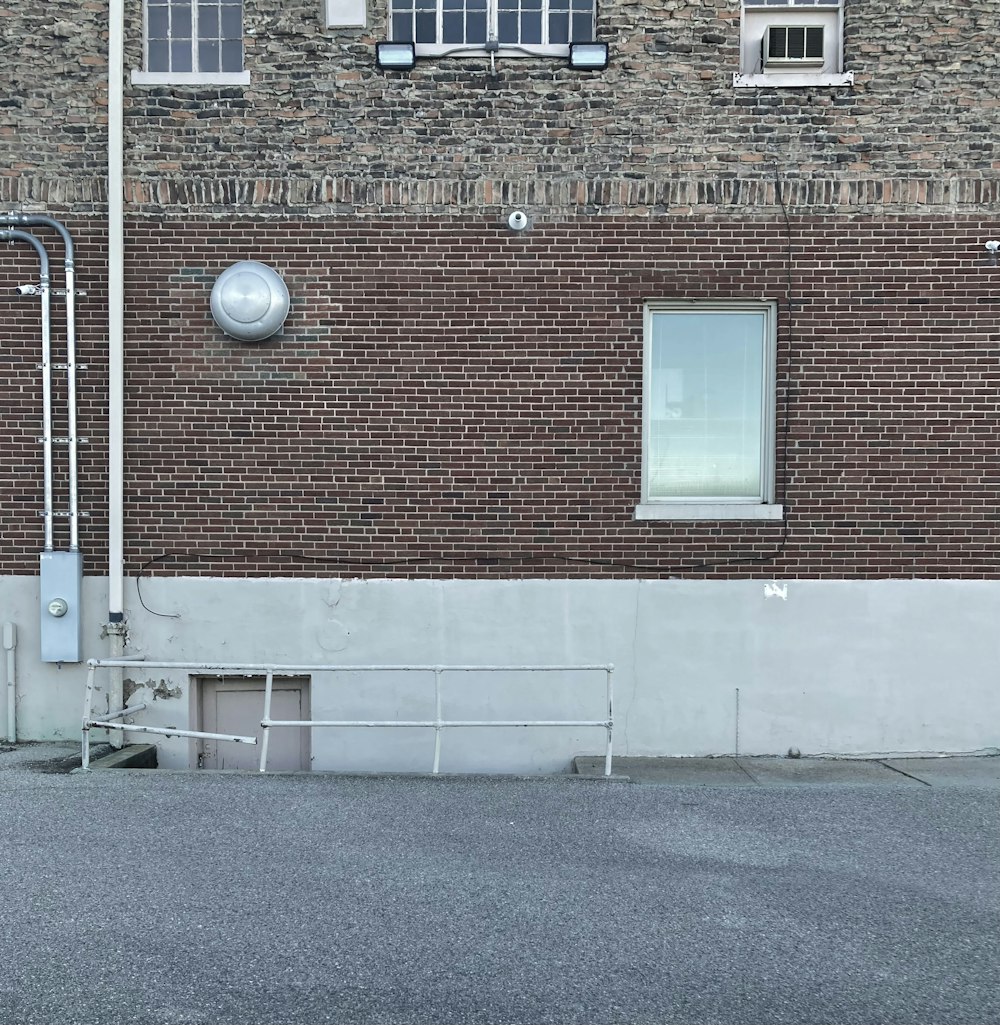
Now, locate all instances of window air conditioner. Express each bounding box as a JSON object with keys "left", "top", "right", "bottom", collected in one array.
[{"left": 762, "top": 25, "right": 825, "bottom": 68}]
